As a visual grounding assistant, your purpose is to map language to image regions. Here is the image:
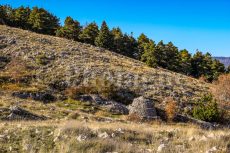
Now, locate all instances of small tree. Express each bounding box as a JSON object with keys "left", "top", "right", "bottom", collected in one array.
[
  {"left": 79, "top": 22, "right": 99, "bottom": 45},
  {"left": 28, "top": 7, "right": 60, "bottom": 35},
  {"left": 13, "top": 6, "right": 31, "bottom": 29},
  {"left": 56, "top": 16, "right": 81, "bottom": 41},
  {"left": 192, "top": 94, "right": 221, "bottom": 122},
  {"left": 140, "top": 40, "right": 157, "bottom": 67},
  {"left": 0, "top": 5, "right": 14, "bottom": 25},
  {"left": 137, "top": 33, "right": 151, "bottom": 60},
  {"left": 95, "top": 21, "right": 113, "bottom": 50}
]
